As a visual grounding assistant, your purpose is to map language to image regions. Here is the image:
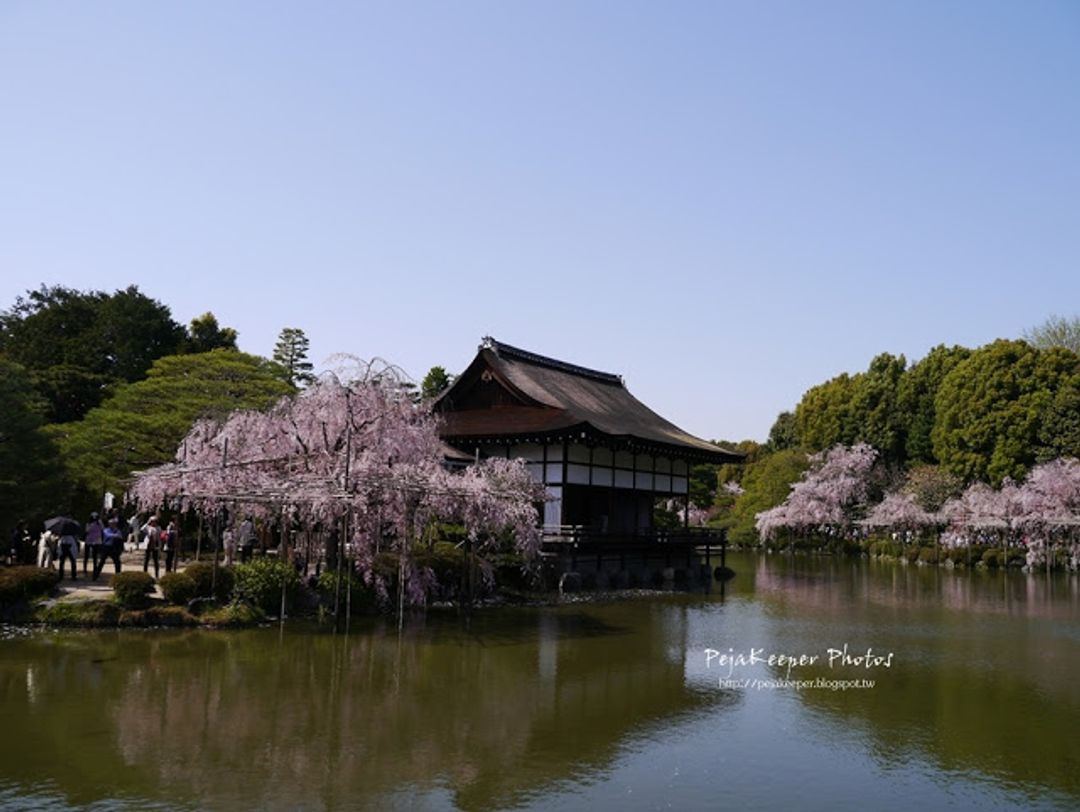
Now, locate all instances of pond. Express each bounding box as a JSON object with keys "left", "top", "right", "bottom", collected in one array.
[{"left": 1, "top": 552, "right": 1078, "bottom": 811}]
